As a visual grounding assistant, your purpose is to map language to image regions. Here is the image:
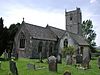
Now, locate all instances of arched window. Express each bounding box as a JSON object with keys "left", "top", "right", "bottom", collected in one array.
[
  {"left": 19, "top": 32, "right": 25, "bottom": 48},
  {"left": 80, "top": 47, "right": 83, "bottom": 54},
  {"left": 38, "top": 41, "right": 43, "bottom": 53},
  {"left": 49, "top": 42, "right": 53, "bottom": 56},
  {"left": 64, "top": 39, "right": 68, "bottom": 47},
  {"left": 44, "top": 42, "right": 48, "bottom": 54}
]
